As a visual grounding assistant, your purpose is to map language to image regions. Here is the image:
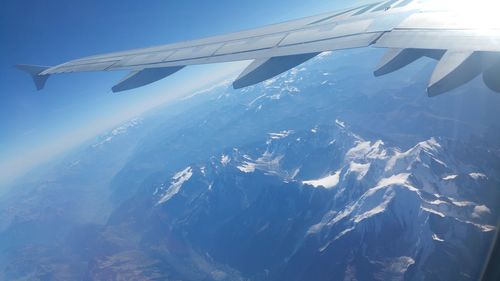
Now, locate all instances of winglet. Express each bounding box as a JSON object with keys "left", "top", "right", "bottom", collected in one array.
[{"left": 16, "top": 64, "right": 51, "bottom": 90}]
